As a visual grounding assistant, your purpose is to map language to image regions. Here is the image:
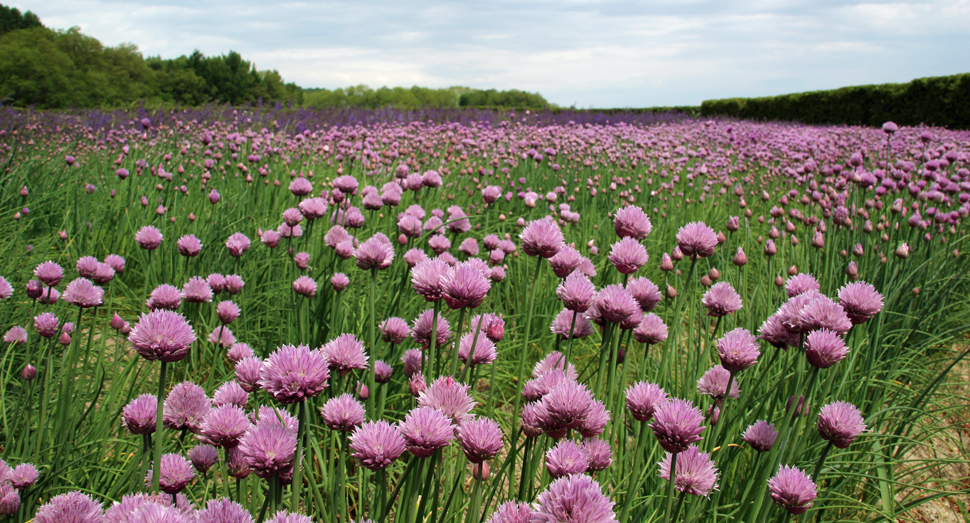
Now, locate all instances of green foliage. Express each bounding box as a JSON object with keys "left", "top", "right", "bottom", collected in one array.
[
  {"left": 0, "top": 3, "right": 41, "bottom": 37},
  {"left": 458, "top": 88, "right": 549, "bottom": 109},
  {"left": 700, "top": 73, "right": 970, "bottom": 128},
  {"left": 302, "top": 85, "right": 546, "bottom": 110}
]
